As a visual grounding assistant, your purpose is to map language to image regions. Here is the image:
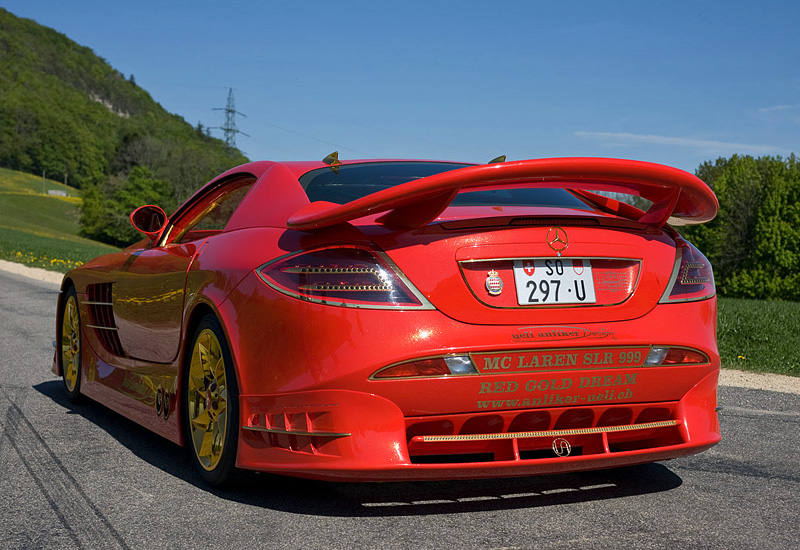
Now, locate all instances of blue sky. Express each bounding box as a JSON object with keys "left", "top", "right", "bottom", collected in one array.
[{"left": 3, "top": 0, "right": 799, "bottom": 172}]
